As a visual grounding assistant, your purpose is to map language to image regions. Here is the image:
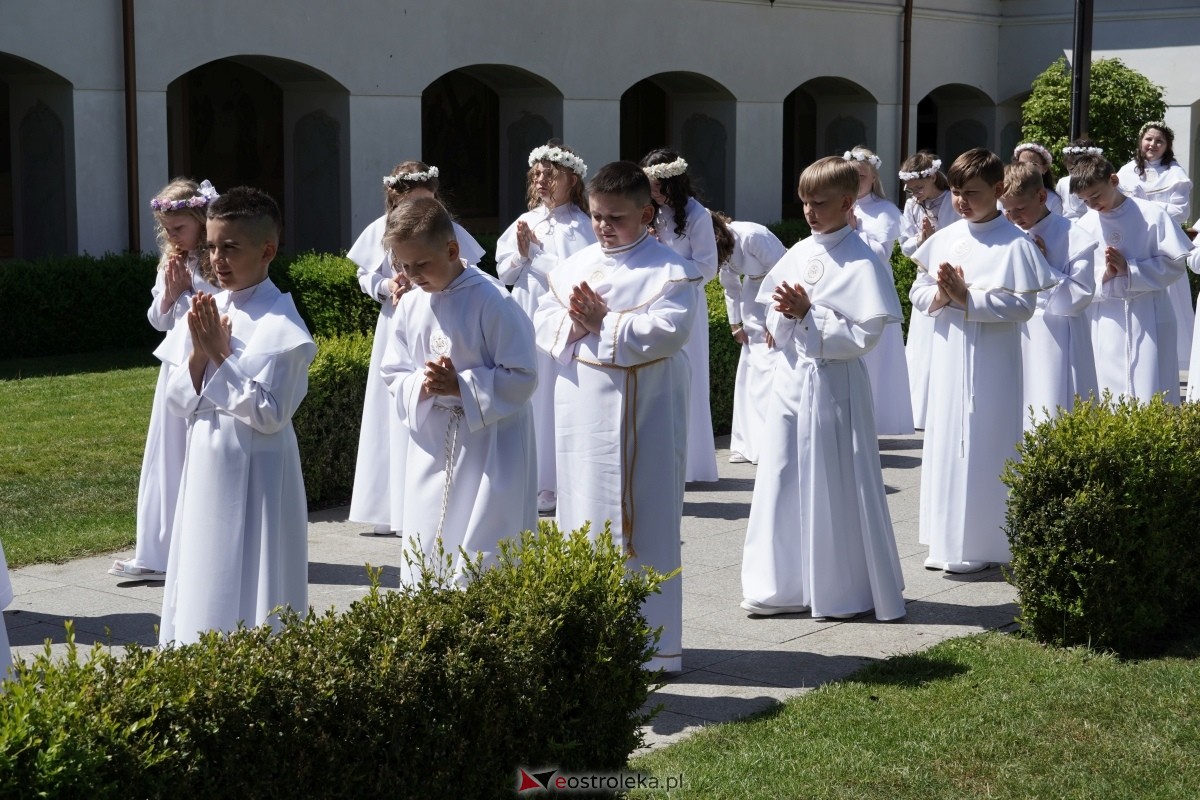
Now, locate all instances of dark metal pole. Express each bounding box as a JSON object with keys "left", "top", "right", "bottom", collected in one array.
[
  {"left": 122, "top": 0, "right": 140, "bottom": 253},
  {"left": 900, "top": 0, "right": 914, "bottom": 164},
  {"left": 1069, "top": 0, "right": 1094, "bottom": 141}
]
